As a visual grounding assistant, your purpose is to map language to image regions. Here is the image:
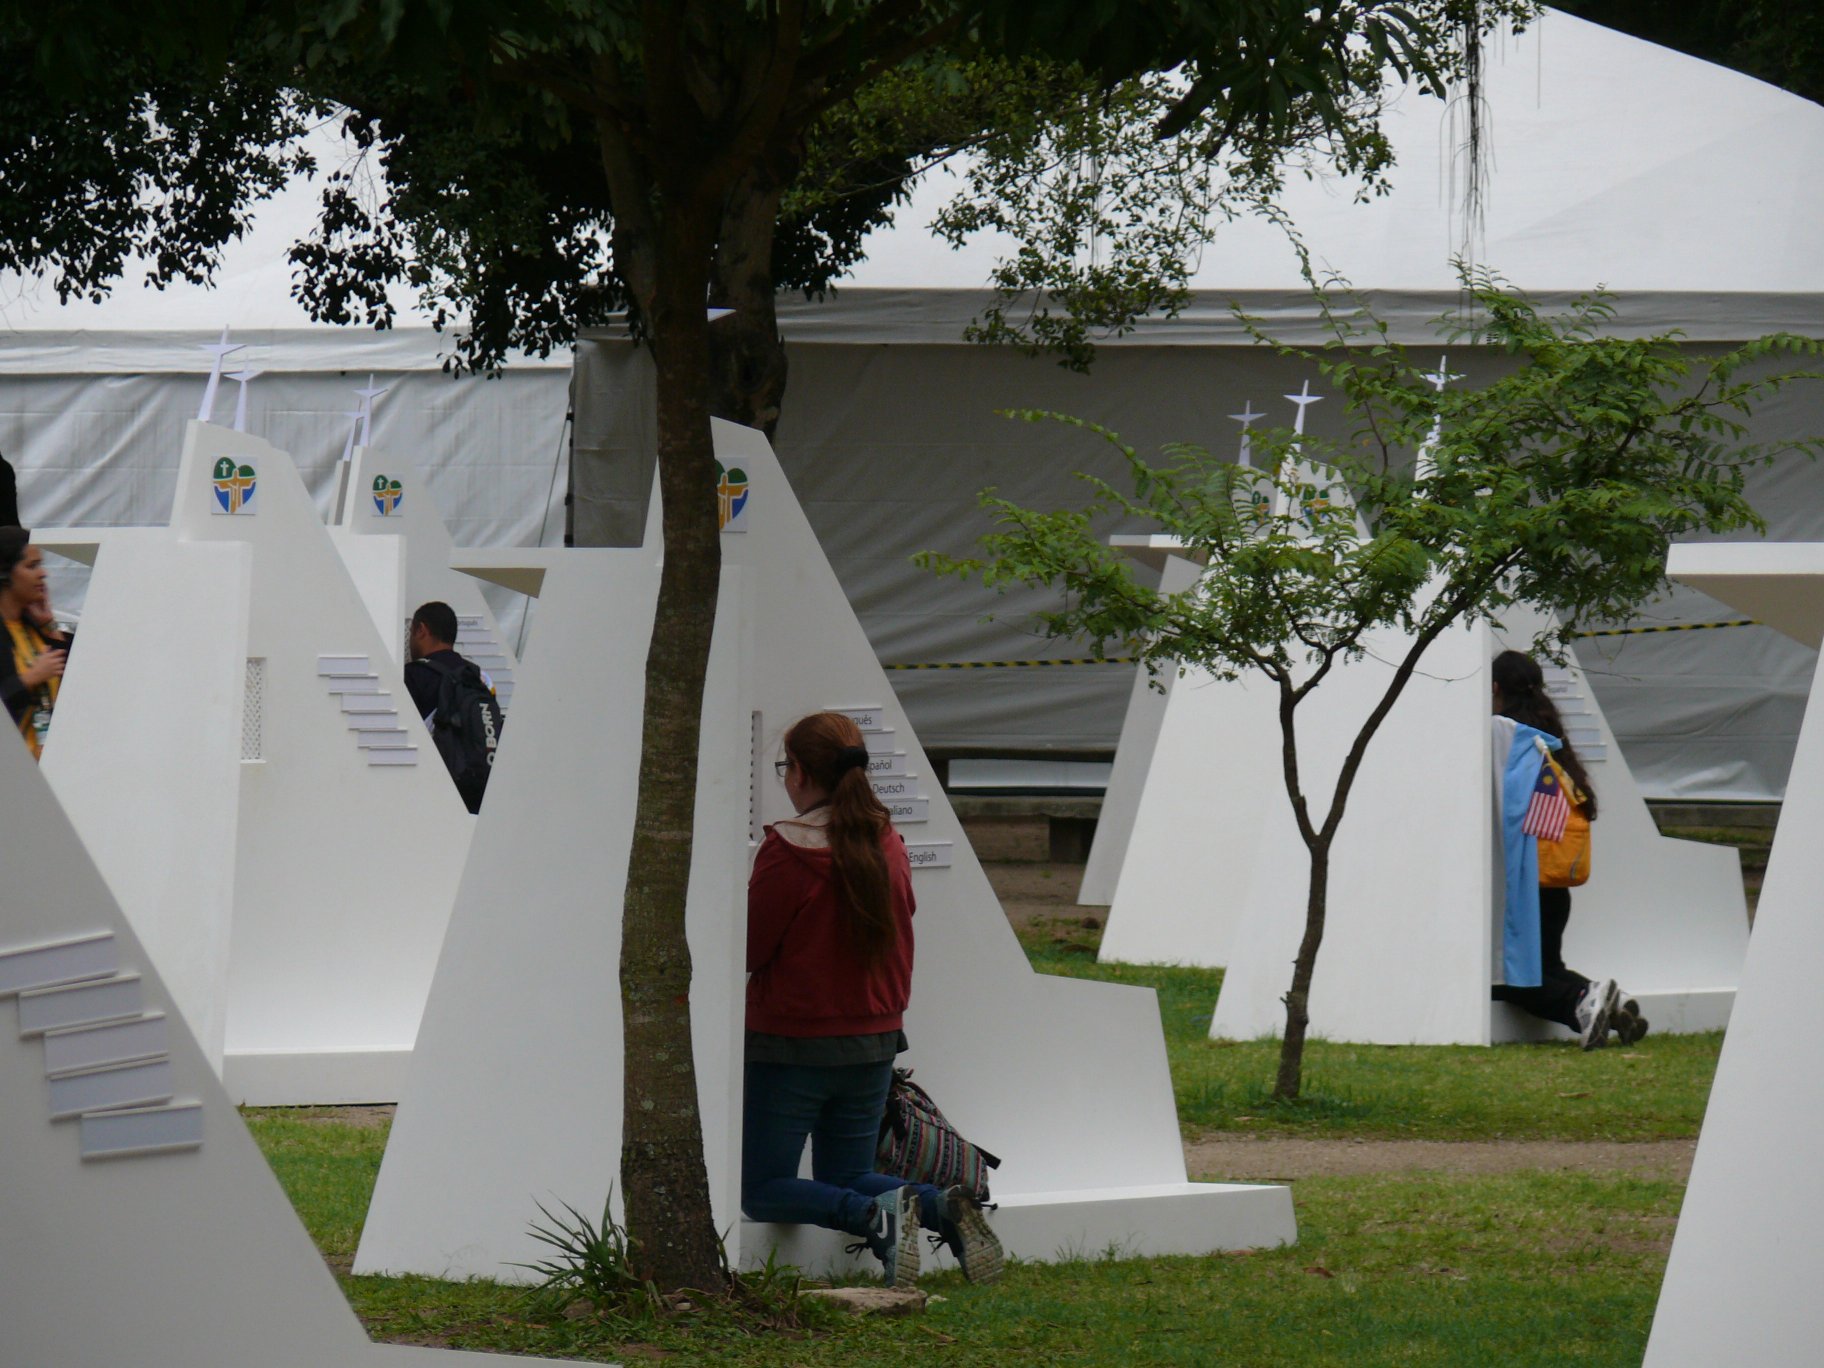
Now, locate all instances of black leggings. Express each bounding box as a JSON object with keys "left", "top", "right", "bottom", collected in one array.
[{"left": 1491, "top": 887, "right": 1591, "bottom": 1031}]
